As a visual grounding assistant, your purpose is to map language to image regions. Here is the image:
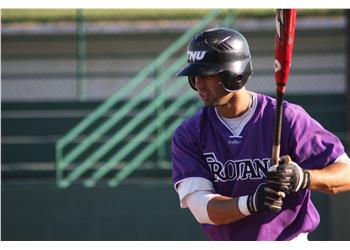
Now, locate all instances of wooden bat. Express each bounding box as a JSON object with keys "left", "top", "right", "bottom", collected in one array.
[{"left": 272, "top": 9, "right": 297, "bottom": 166}]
